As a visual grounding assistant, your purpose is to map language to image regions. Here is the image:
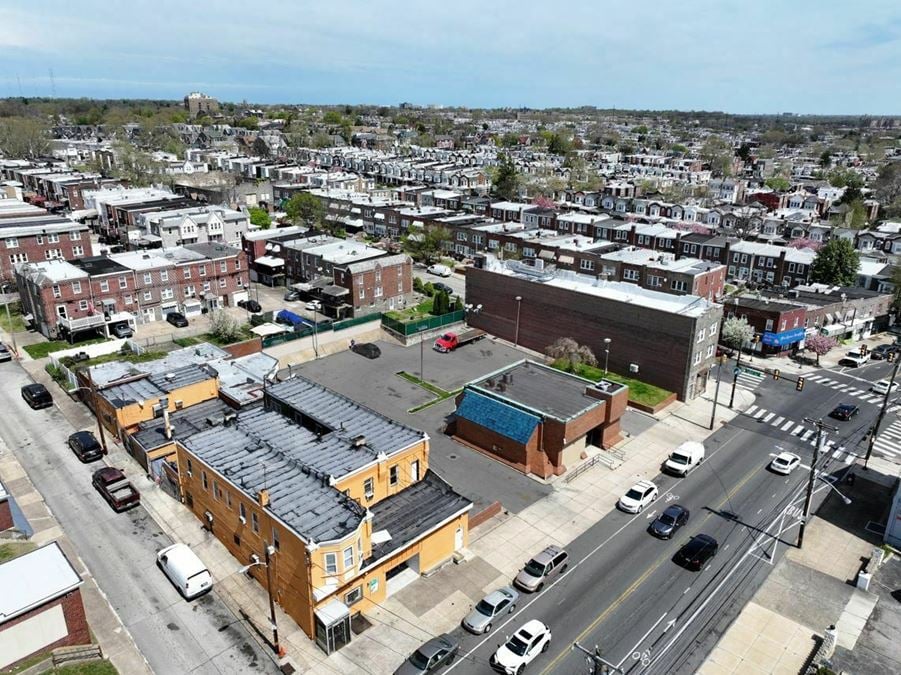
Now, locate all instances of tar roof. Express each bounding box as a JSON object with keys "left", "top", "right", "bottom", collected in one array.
[
  {"left": 469, "top": 360, "right": 613, "bottom": 421},
  {"left": 132, "top": 398, "right": 237, "bottom": 451},
  {"left": 71, "top": 255, "right": 131, "bottom": 276},
  {"left": 101, "top": 364, "right": 214, "bottom": 408}
]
